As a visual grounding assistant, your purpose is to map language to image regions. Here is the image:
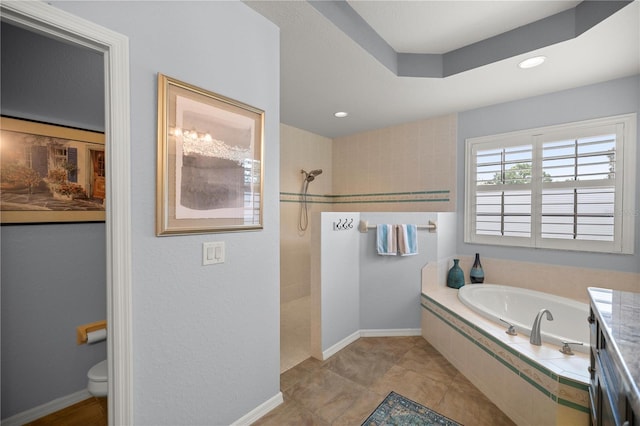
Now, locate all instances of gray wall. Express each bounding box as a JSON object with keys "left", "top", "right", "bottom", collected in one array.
[
  {"left": 1, "top": 23, "right": 107, "bottom": 419},
  {"left": 1, "top": 225, "right": 107, "bottom": 417},
  {"left": 311, "top": 211, "right": 457, "bottom": 356},
  {"left": 457, "top": 75, "right": 640, "bottom": 274},
  {"left": 1, "top": 22, "right": 105, "bottom": 132},
  {"left": 358, "top": 212, "right": 438, "bottom": 330},
  {"left": 50, "top": 1, "right": 281, "bottom": 424}
]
